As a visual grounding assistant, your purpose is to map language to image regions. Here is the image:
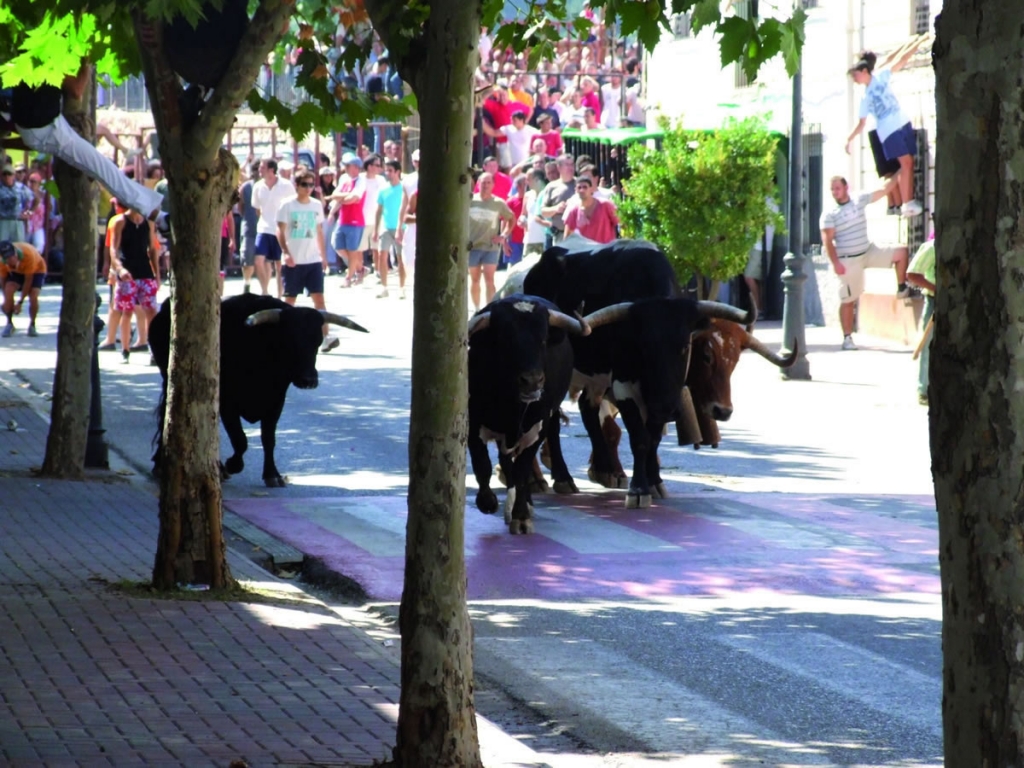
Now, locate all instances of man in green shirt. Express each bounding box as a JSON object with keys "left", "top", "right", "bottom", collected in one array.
[{"left": 907, "top": 236, "right": 935, "bottom": 405}]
